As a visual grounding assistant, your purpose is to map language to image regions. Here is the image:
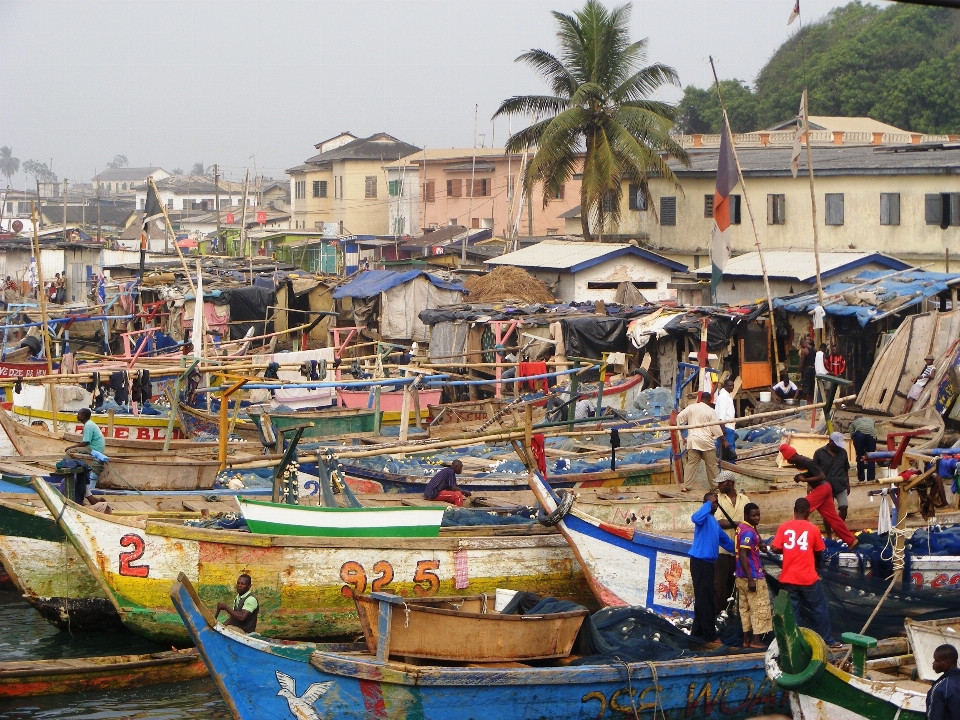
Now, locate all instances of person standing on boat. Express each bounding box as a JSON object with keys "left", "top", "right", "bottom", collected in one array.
[
  {"left": 424, "top": 460, "right": 471, "bottom": 507},
  {"left": 778, "top": 444, "right": 858, "bottom": 551},
  {"left": 769, "top": 498, "right": 840, "bottom": 648},
  {"left": 677, "top": 391, "right": 726, "bottom": 492},
  {"left": 714, "top": 471, "right": 750, "bottom": 607},
  {"left": 689, "top": 491, "right": 736, "bottom": 647},
  {"left": 813, "top": 432, "right": 851, "bottom": 525},
  {"left": 903, "top": 355, "right": 936, "bottom": 413},
  {"left": 714, "top": 377, "right": 737, "bottom": 462},
  {"left": 69, "top": 408, "right": 106, "bottom": 497},
  {"left": 216, "top": 574, "right": 259, "bottom": 633},
  {"left": 849, "top": 415, "right": 877, "bottom": 482},
  {"left": 799, "top": 338, "right": 816, "bottom": 404},
  {"left": 927, "top": 644, "right": 960, "bottom": 720},
  {"left": 735, "top": 503, "right": 771, "bottom": 649}
]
